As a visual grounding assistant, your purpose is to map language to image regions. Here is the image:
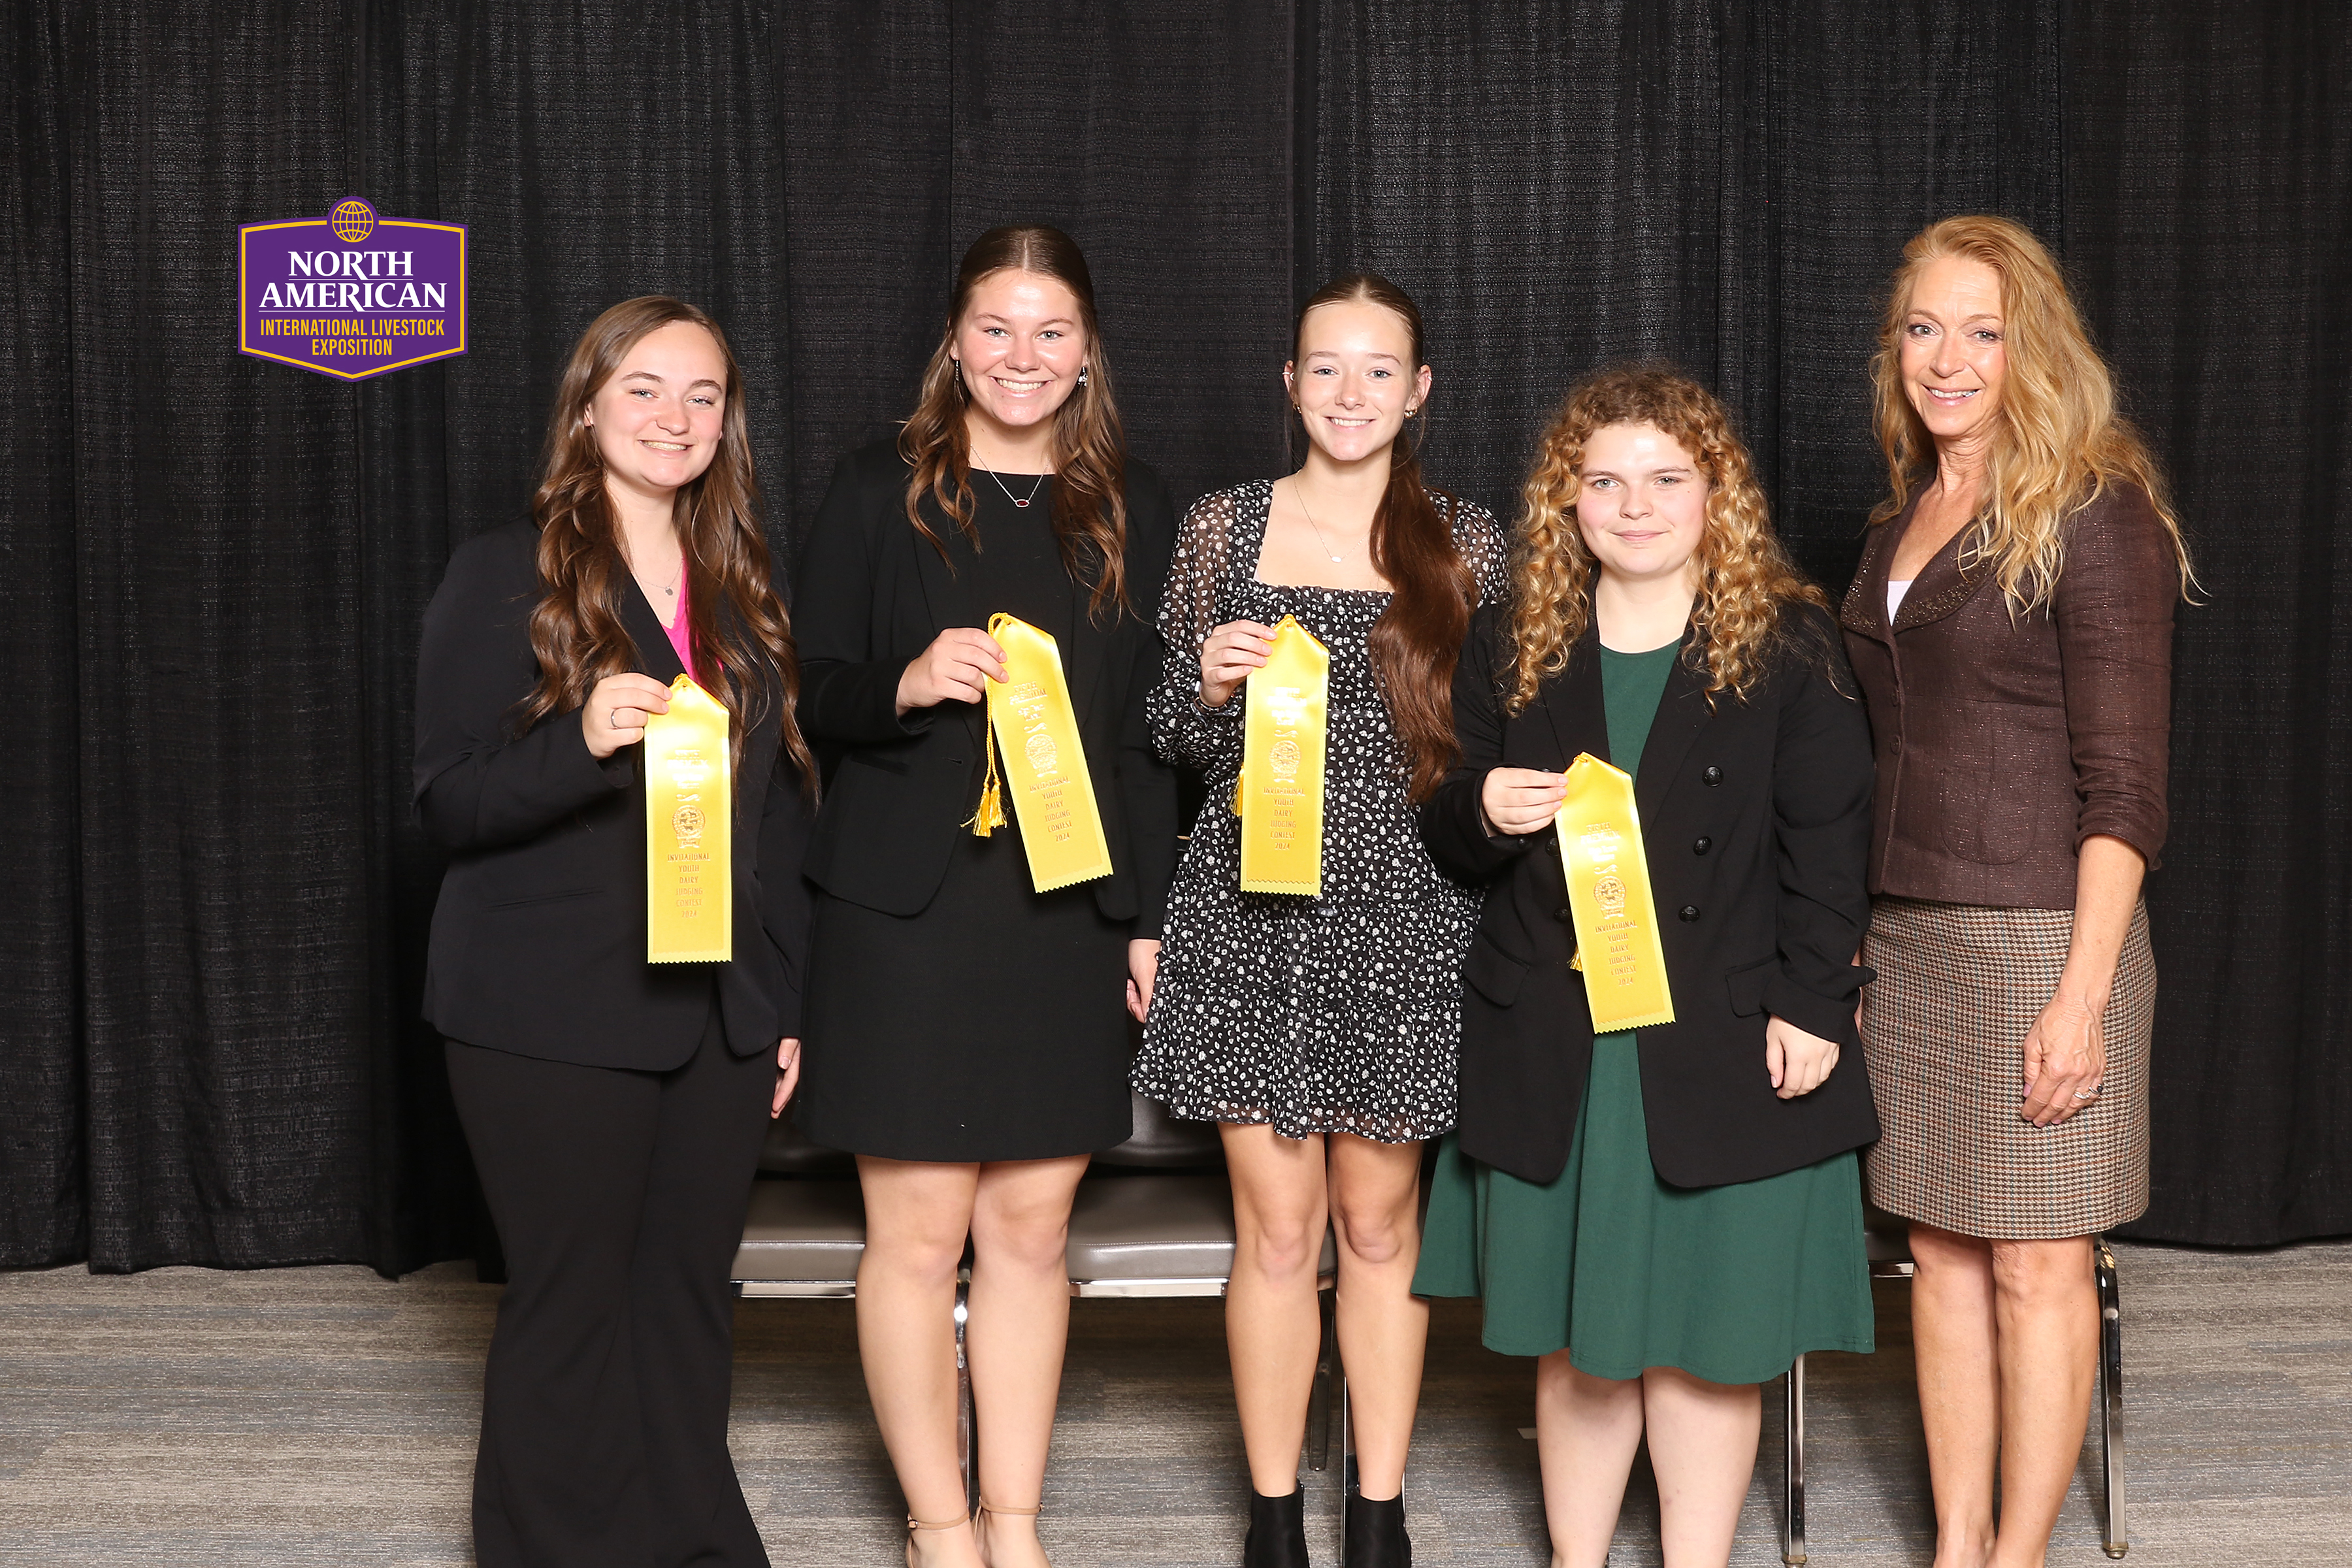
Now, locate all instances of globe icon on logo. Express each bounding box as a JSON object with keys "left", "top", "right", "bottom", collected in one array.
[{"left": 331, "top": 199, "right": 375, "bottom": 244}]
